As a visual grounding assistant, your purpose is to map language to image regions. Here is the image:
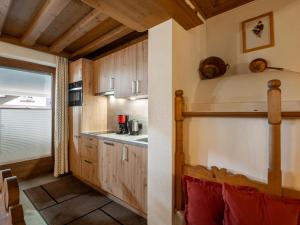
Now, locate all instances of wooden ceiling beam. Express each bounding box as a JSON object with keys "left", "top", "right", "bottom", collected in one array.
[
  {"left": 81, "top": 0, "right": 170, "bottom": 32},
  {"left": 50, "top": 9, "right": 108, "bottom": 53},
  {"left": 0, "top": 34, "right": 70, "bottom": 58},
  {"left": 0, "top": 0, "right": 12, "bottom": 35},
  {"left": 21, "top": 0, "right": 72, "bottom": 46},
  {"left": 71, "top": 25, "right": 132, "bottom": 59},
  {"left": 156, "top": 0, "right": 203, "bottom": 29}
]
